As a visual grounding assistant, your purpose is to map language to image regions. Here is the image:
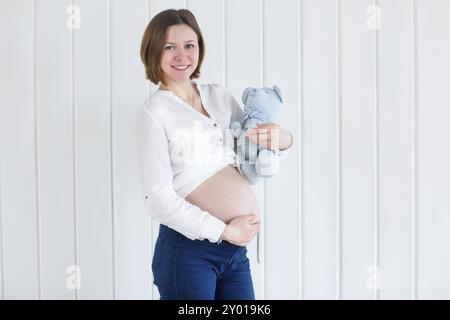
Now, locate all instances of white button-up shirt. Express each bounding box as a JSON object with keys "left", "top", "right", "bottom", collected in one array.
[{"left": 135, "top": 82, "right": 291, "bottom": 243}]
